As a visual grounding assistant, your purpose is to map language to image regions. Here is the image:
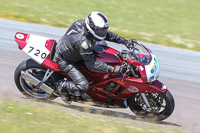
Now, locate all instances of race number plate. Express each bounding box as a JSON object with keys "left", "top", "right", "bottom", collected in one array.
[{"left": 22, "top": 34, "right": 50, "bottom": 64}]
